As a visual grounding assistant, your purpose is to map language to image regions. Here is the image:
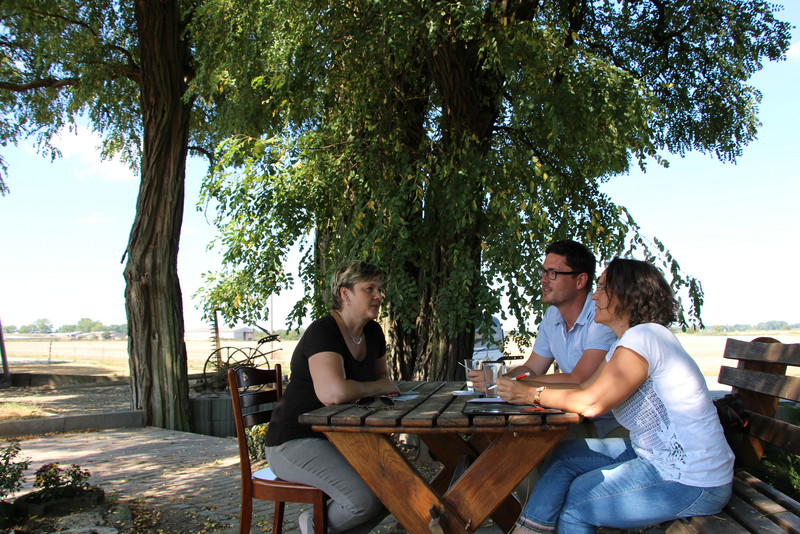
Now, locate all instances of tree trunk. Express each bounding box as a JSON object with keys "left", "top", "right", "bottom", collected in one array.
[
  {"left": 386, "top": 19, "right": 501, "bottom": 381},
  {"left": 388, "top": 237, "right": 479, "bottom": 381},
  {"left": 124, "top": 0, "right": 192, "bottom": 430}
]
